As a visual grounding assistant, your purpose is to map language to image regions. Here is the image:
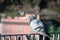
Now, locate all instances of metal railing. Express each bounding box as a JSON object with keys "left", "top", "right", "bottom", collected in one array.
[
  {"left": 50, "top": 32, "right": 60, "bottom": 40},
  {"left": 0, "top": 32, "right": 60, "bottom": 40}
]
